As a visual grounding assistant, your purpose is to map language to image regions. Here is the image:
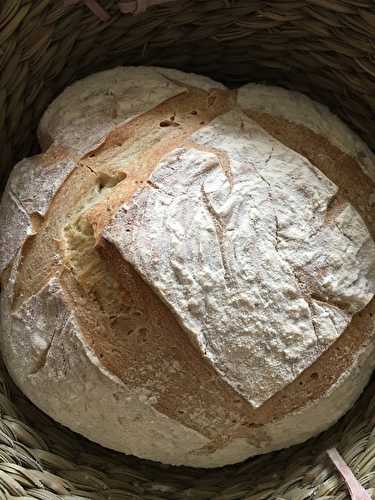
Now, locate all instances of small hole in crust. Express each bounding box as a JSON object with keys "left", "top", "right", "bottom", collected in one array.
[
  {"left": 191, "top": 110, "right": 198, "bottom": 115},
  {"left": 97, "top": 172, "right": 127, "bottom": 191},
  {"left": 299, "top": 381, "right": 303, "bottom": 386},
  {"left": 160, "top": 120, "right": 172, "bottom": 127},
  {"left": 159, "top": 120, "right": 180, "bottom": 127},
  {"left": 310, "top": 372, "right": 319, "bottom": 380}
]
